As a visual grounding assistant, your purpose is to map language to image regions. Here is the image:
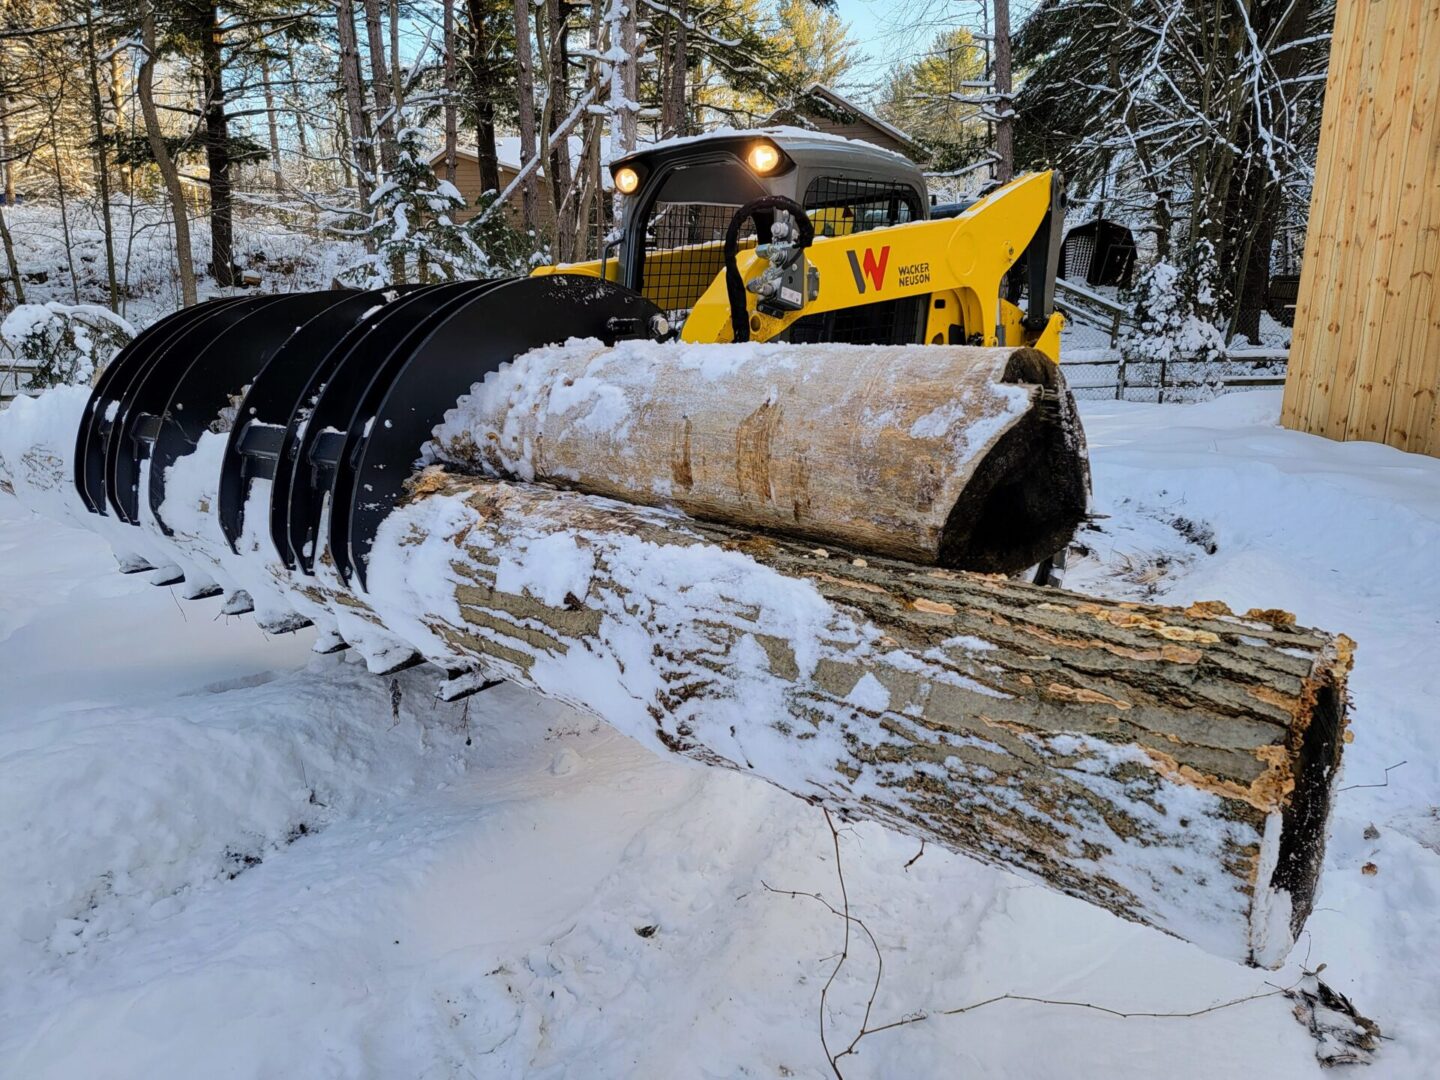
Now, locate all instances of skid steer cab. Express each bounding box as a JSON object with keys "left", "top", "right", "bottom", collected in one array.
[{"left": 535, "top": 127, "right": 1067, "bottom": 358}]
